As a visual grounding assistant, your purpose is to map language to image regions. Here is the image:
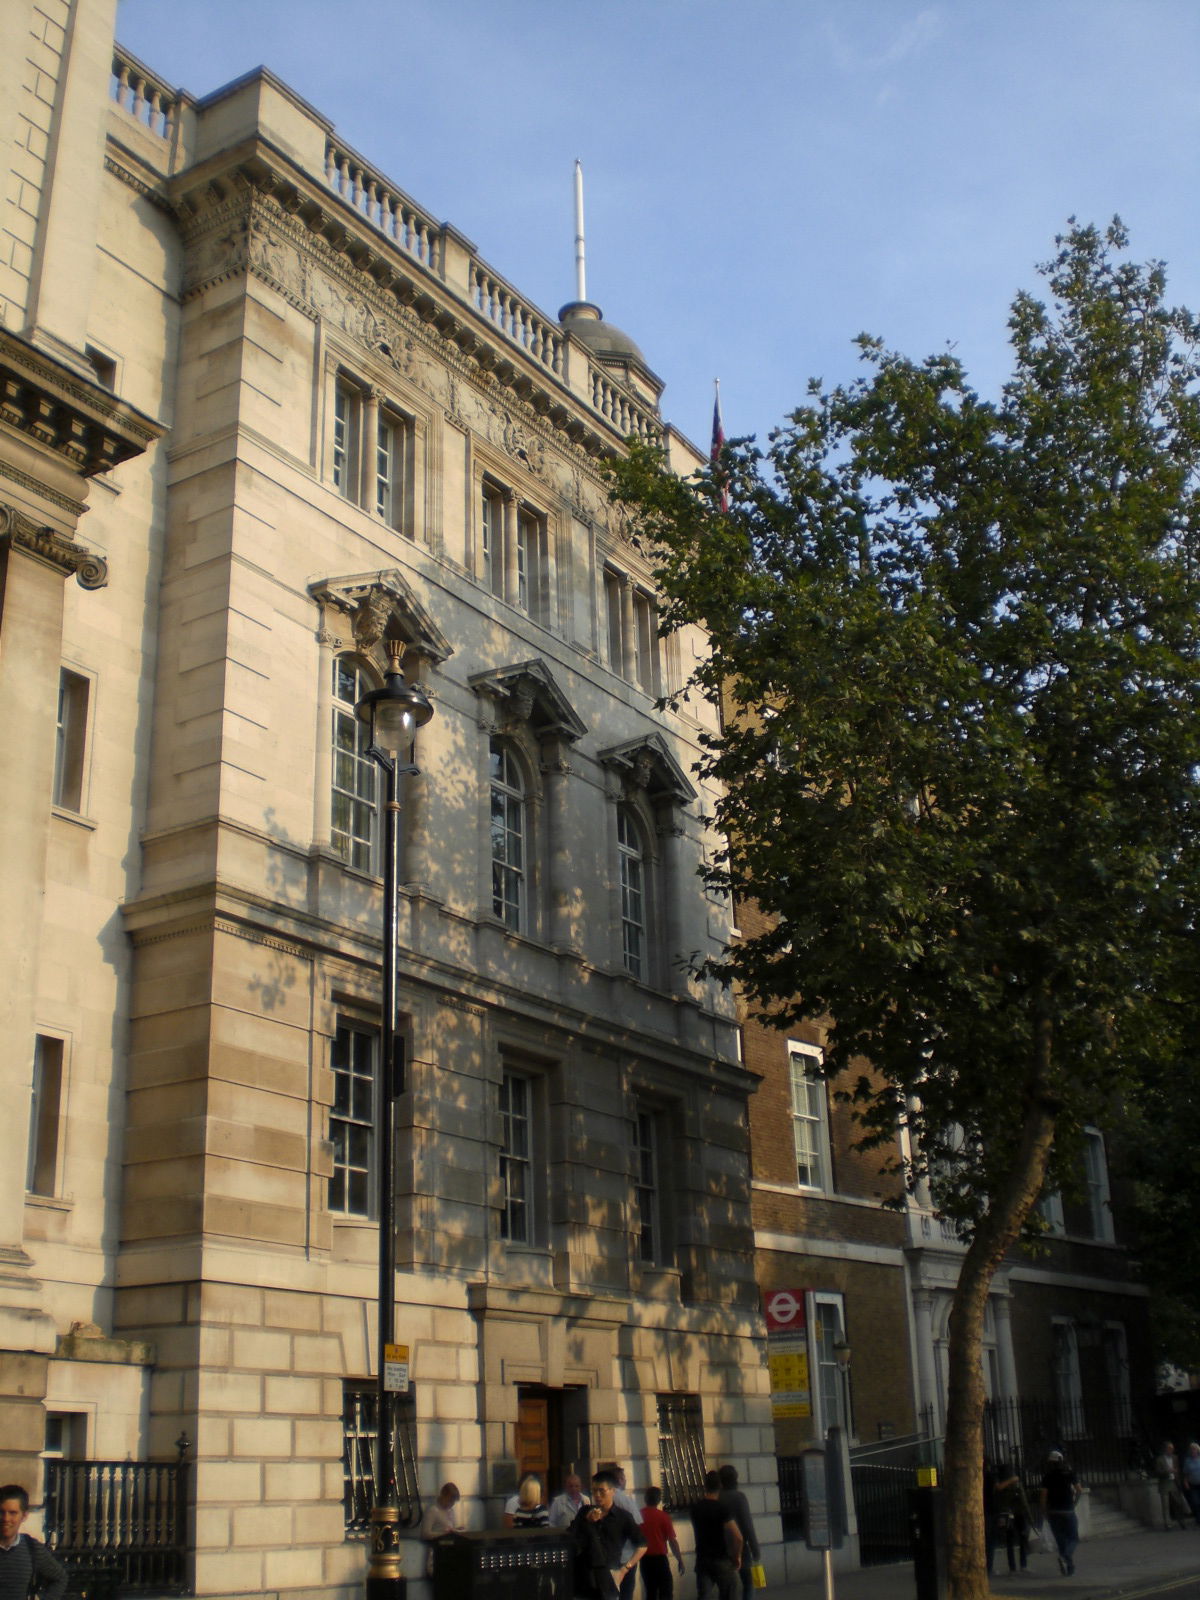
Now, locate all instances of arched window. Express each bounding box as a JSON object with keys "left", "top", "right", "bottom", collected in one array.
[
  {"left": 618, "top": 806, "right": 647, "bottom": 978},
  {"left": 490, "top": 738, "right": 526, "bottom": 931},
  {"left": 331, "top": 657, "right": 377, "bottom": 872}
]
